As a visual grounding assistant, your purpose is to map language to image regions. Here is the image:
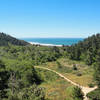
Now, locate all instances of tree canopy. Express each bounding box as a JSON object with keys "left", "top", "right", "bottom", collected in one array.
[{"left": 0, "top": 32, "right": 29, "bottom": 46}]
